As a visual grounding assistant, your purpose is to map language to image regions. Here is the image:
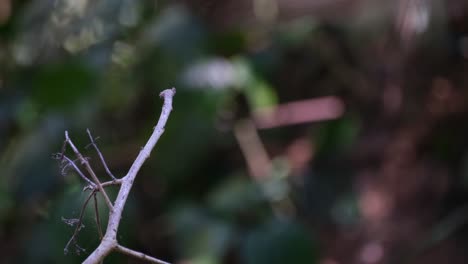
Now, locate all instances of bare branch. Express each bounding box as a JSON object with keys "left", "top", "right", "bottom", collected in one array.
[
  {"left": 59, "top": 138, "right": 67, "bottom": 163},
  {"left": 101, "top": 179, "right": 123, "bottom": 187},
  {"left": 64, "top": 191, "right": 96, "bottom": 255},
  {"left": 83, "top": 178, "right": 122, "bottom": 192},
  {"left": 252, "top": 96, "right": 344, "bottom": 129},
  {"left": 61, "top": 155, "right": 96, "bottom": 187},
  {"left": 86, "top": 129, "right": 117, "bottom": 180},
  {"left": 233, "top": 119, "right": 271, "bottom": 180},
  {"left": 82, "top": 88, "right": 176, "bottom": 264},
  {"left": 93, "top": 193, "right": 103, "bottom": 240},
  {"left": 233, "top": 118, "right": 296, "bottom": 218},
  {"left": 115, "top": 244, "right": 171, "bottom": 264},
  {"left": 65, "top": 131, "right": 114, "bottom": 210}
]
